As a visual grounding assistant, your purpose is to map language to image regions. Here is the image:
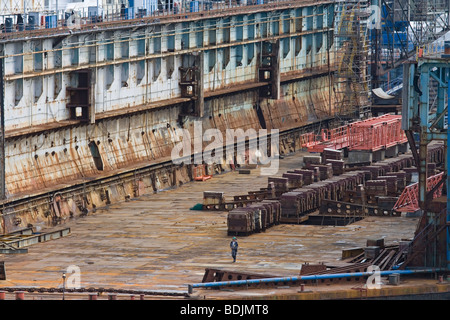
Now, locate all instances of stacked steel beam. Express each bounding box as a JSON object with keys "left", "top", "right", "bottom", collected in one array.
[
  {"left": 227, "top": 200, "right": 281, "bottom": 236},
  {"left": 224, "top": 141, "right": 445, "bottom": 236}
]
